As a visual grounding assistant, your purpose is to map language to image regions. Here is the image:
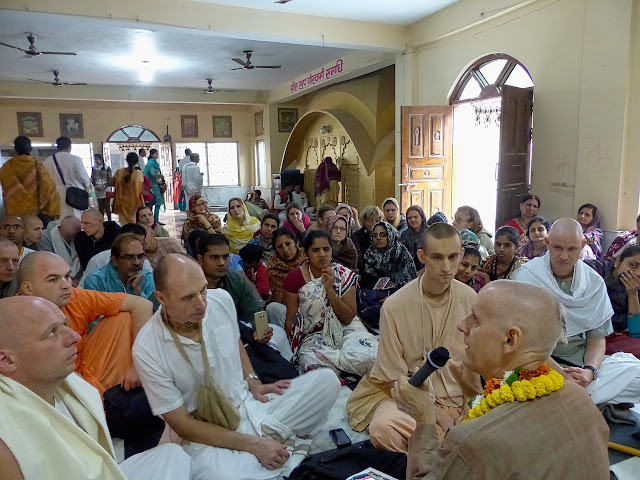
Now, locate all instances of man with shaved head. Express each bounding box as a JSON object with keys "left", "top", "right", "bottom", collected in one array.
[
  {"left": 393, "top": 281, "right": 610, "bottom": 479},
  {"left": 22, "top": 215, "right": 43, "bottom": 250},
  {"left": 0, "top": 215, "right": 35, "bottom": 261},
  {"left": 0, "top": 238, "right": 19, "bottom": 298},
  {"left": 18, "top": 251, "right": 153, "bottom": 396},
  {"left": 39, "top": 216, "right": 83, "bottom": 284},
  {"left": 0, "top": 296, "right": 192, "bottom": 479},
  {"left": 75, "top": 208, "right": 121, "bottom": 270},
  {"left": 347, "top": 222, "right": 476, "bottom": 452},
  {"left": 133, "top": 253, "right": 340, "bottom": 479},
  {"left": 514, "top": 218, "right": 640, "bottom": 405}
]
